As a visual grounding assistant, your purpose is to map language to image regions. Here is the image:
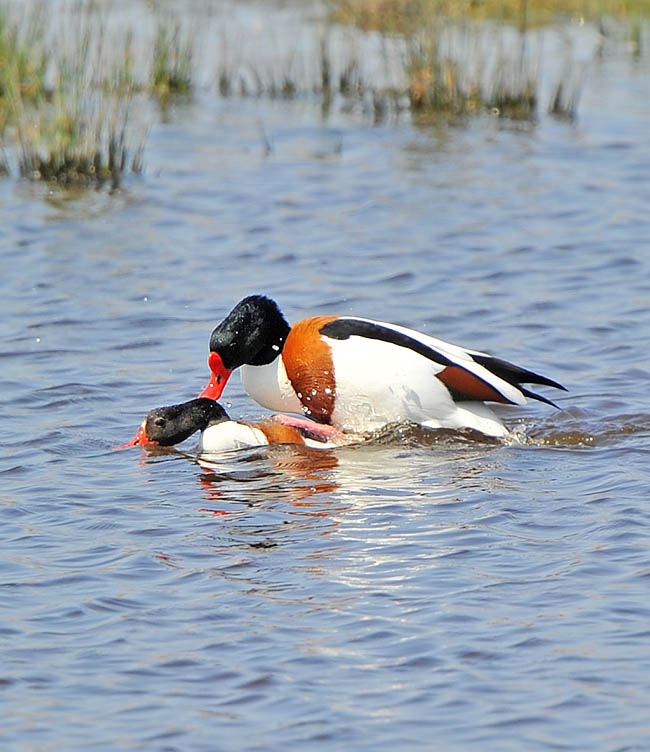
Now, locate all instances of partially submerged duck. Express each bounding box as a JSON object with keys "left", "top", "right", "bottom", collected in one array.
[{"left": 121, "top": 398, "right": 355, "bottom": 452}]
